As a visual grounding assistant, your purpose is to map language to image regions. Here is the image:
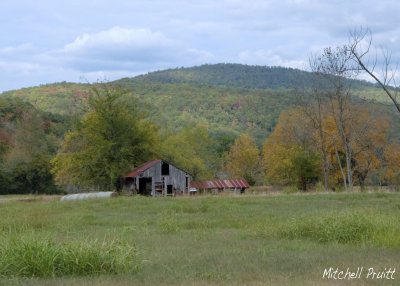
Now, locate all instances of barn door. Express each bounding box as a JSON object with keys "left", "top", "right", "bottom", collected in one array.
[
  {"left": 167, "top": 185, "right": 173, "bottom": 196},
  {"left": 139, "top": 178, "right": 152, "bottom": 196}
]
